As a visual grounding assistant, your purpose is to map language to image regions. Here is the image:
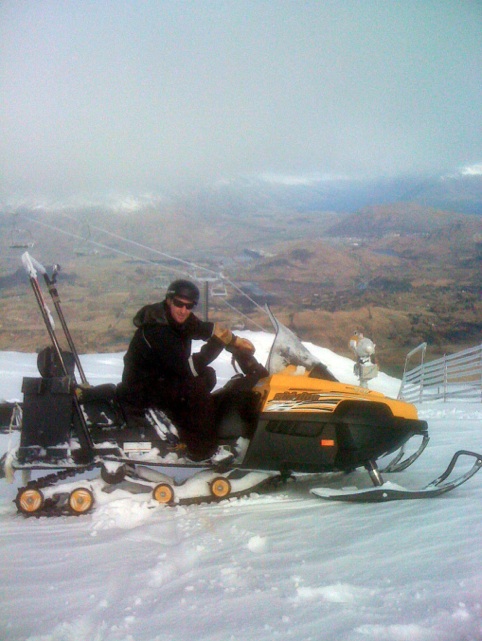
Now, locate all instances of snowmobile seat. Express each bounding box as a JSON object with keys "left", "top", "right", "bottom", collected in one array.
[
  {"left": 76, "top": 383, "right": 118, "bottom": 403},
  {"left": 76, "top": 383, "right": 126, "bottom": 430}
]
